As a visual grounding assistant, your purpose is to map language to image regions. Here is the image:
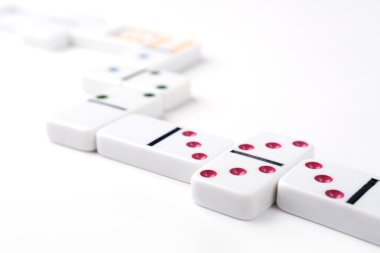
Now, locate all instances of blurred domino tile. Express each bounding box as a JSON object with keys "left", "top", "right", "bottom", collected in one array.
[
  {"left": 70, "top": 25, "right": 201, "bottom": 71},
  {"left": 0, "top": 5, "right": 201, "bottom": 70}
]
